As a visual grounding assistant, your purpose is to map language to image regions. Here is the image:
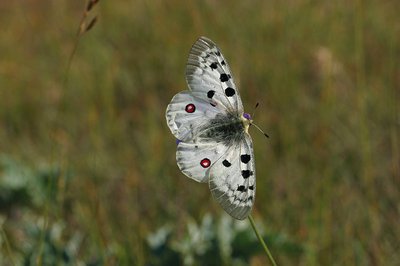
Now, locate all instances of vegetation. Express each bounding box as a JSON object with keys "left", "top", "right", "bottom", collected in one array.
[{"left": 0, "top": 0, "right": 399, "bottom": 265}]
